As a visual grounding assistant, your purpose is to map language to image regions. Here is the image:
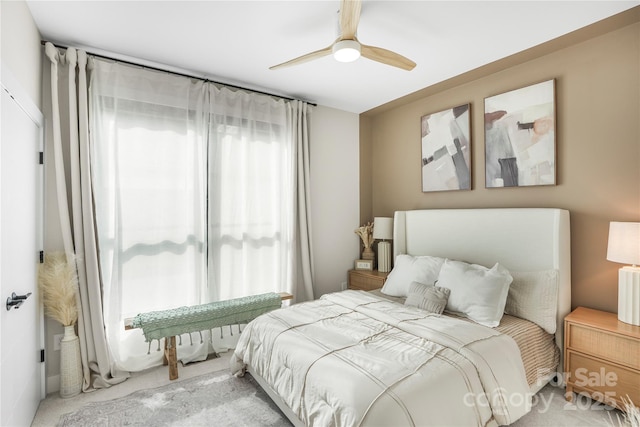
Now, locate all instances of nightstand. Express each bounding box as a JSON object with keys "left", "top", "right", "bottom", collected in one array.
[
  {"left": 564, "top": 307, "right": 640, "bottom": 410},
  {"left": 348, "top": 269, "right": 389, "bottom": 291}
]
